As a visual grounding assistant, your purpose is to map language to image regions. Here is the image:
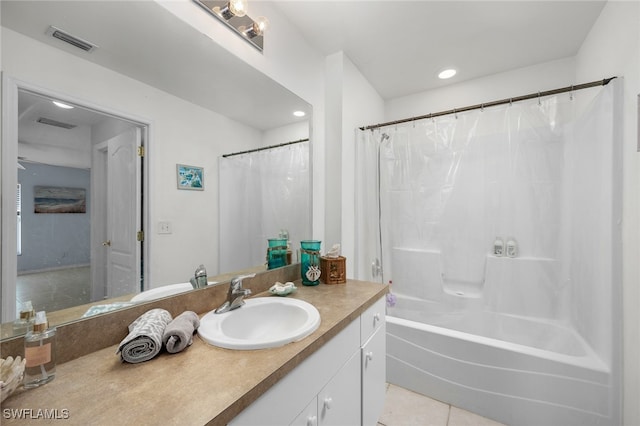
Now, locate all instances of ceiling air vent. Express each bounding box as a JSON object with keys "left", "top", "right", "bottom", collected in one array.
[
  {"left": 46, "top": 26, "right": 98, "bottom": 52},
  {"left": 36, "top": 117, "right": 77, "bottom": 130}
]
